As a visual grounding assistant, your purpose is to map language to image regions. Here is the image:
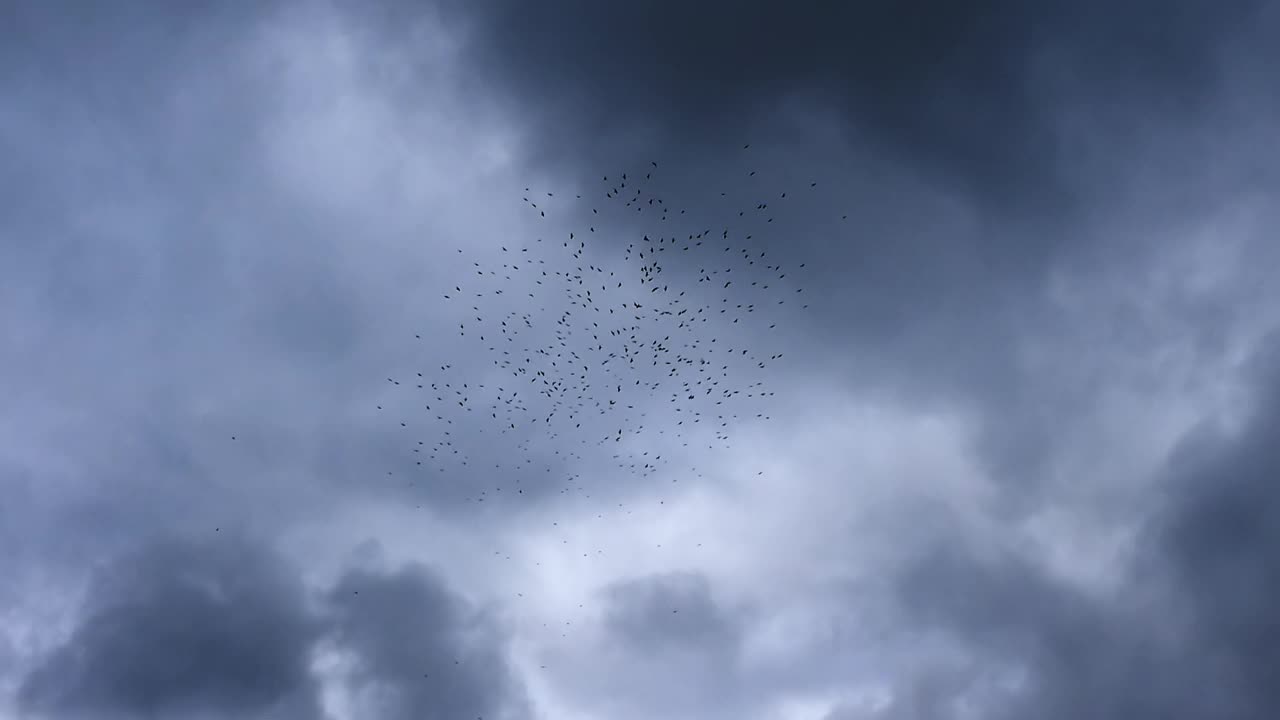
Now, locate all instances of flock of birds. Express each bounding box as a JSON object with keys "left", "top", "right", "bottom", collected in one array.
[
  {"left": 219, "top": 144, "right": 837, "bottom": 690},
  {"left": 306, "top": 146, "right": 829, "bottom": 663},
  {"left": 374, "top": 147, "right": 816, "bottom": 515}
]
